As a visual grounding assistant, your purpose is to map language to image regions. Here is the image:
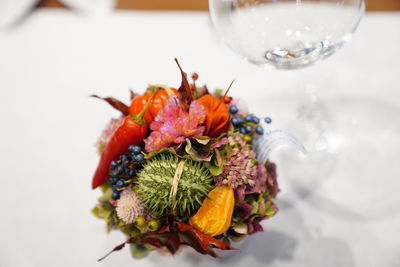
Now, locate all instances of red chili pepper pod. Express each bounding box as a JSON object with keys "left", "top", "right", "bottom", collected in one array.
[{"left": 92, "top": 91, "right": 157, "bottom": 189}]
